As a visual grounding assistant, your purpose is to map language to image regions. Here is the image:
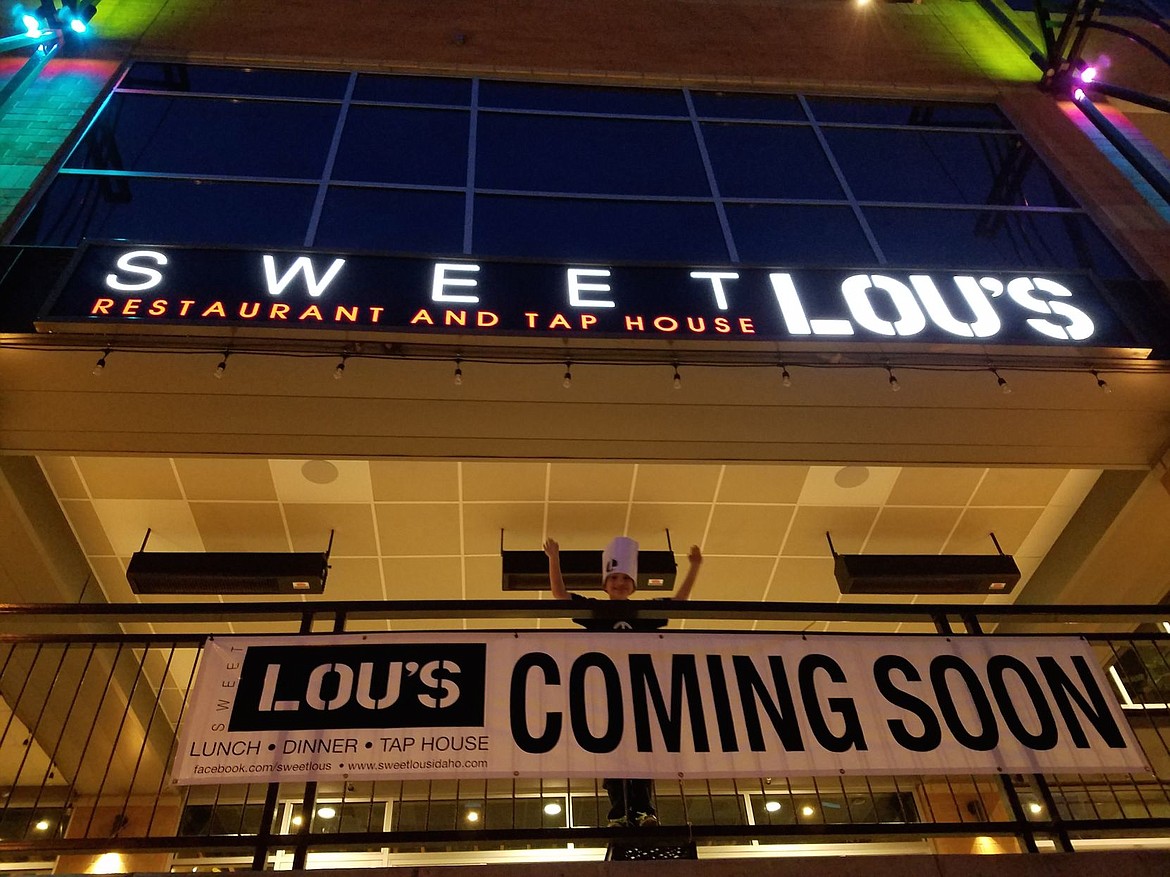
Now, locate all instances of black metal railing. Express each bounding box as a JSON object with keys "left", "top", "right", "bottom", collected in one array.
[{"left": 1, "top": 599, "right": 1169, "bottom": 871}]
